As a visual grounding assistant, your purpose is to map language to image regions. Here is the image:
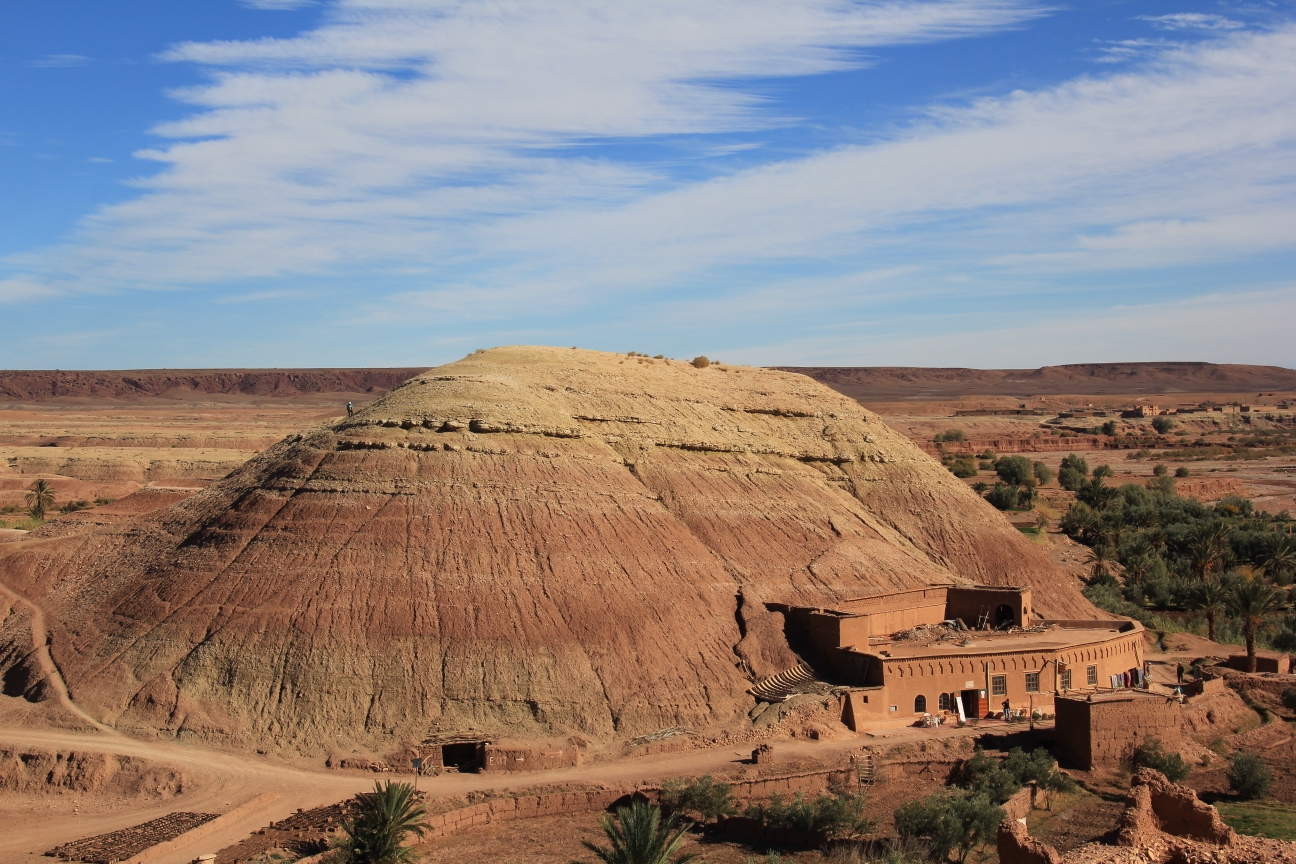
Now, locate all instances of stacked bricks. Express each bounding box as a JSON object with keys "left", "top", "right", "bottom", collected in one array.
[{"left": 46, "top": 813, "right": 217, "bottom": 863}]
